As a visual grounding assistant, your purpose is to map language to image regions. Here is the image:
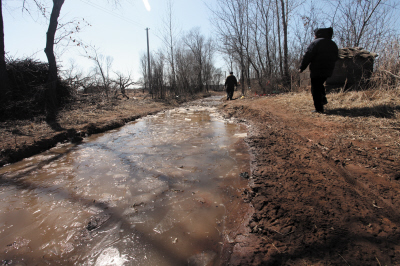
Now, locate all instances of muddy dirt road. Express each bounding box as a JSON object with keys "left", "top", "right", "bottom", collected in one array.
[
  {"left": 220, "top": 96, "right": 400, "bottom": 265},
  {"left": 1, "top": 90, "right": 400, "bottom": 265}
]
